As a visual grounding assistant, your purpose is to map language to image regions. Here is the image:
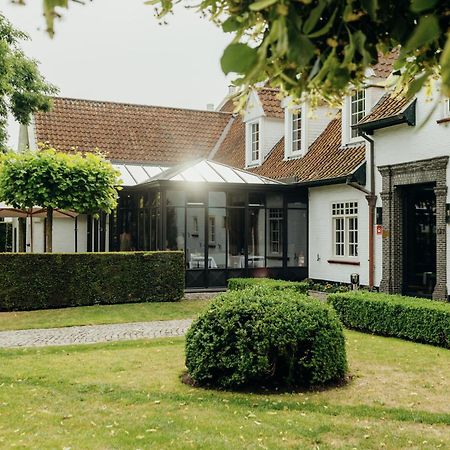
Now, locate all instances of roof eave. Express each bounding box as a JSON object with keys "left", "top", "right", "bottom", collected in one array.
[{"left": 355, "top": 99, "right": 416, "bottom": 135}]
